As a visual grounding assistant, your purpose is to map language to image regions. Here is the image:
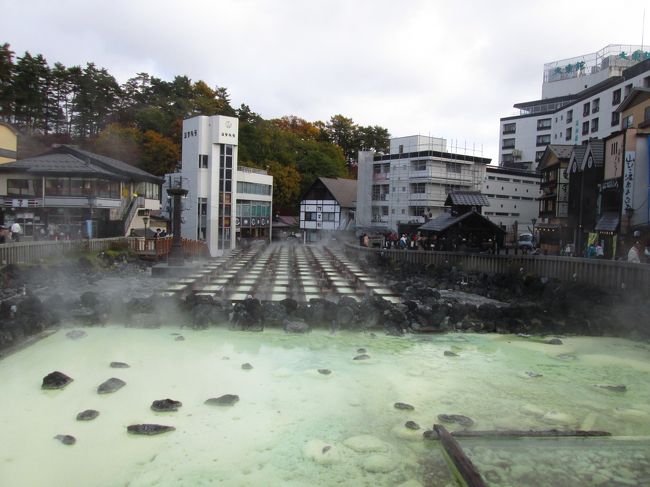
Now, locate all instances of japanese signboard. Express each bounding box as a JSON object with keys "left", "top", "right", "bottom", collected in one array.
[{"left": 622, "top": 151, "right": 635, "bottom": 215}]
